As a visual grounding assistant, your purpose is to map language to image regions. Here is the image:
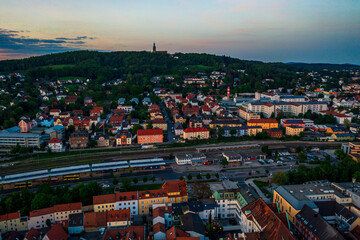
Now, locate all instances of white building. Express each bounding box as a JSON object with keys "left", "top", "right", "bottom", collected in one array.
[
  {"left": 115, "top": 192, "right": 138, "bottom": 216},
  {"left": 48, "top": 138, "right": 63, "bottom": 152}
]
